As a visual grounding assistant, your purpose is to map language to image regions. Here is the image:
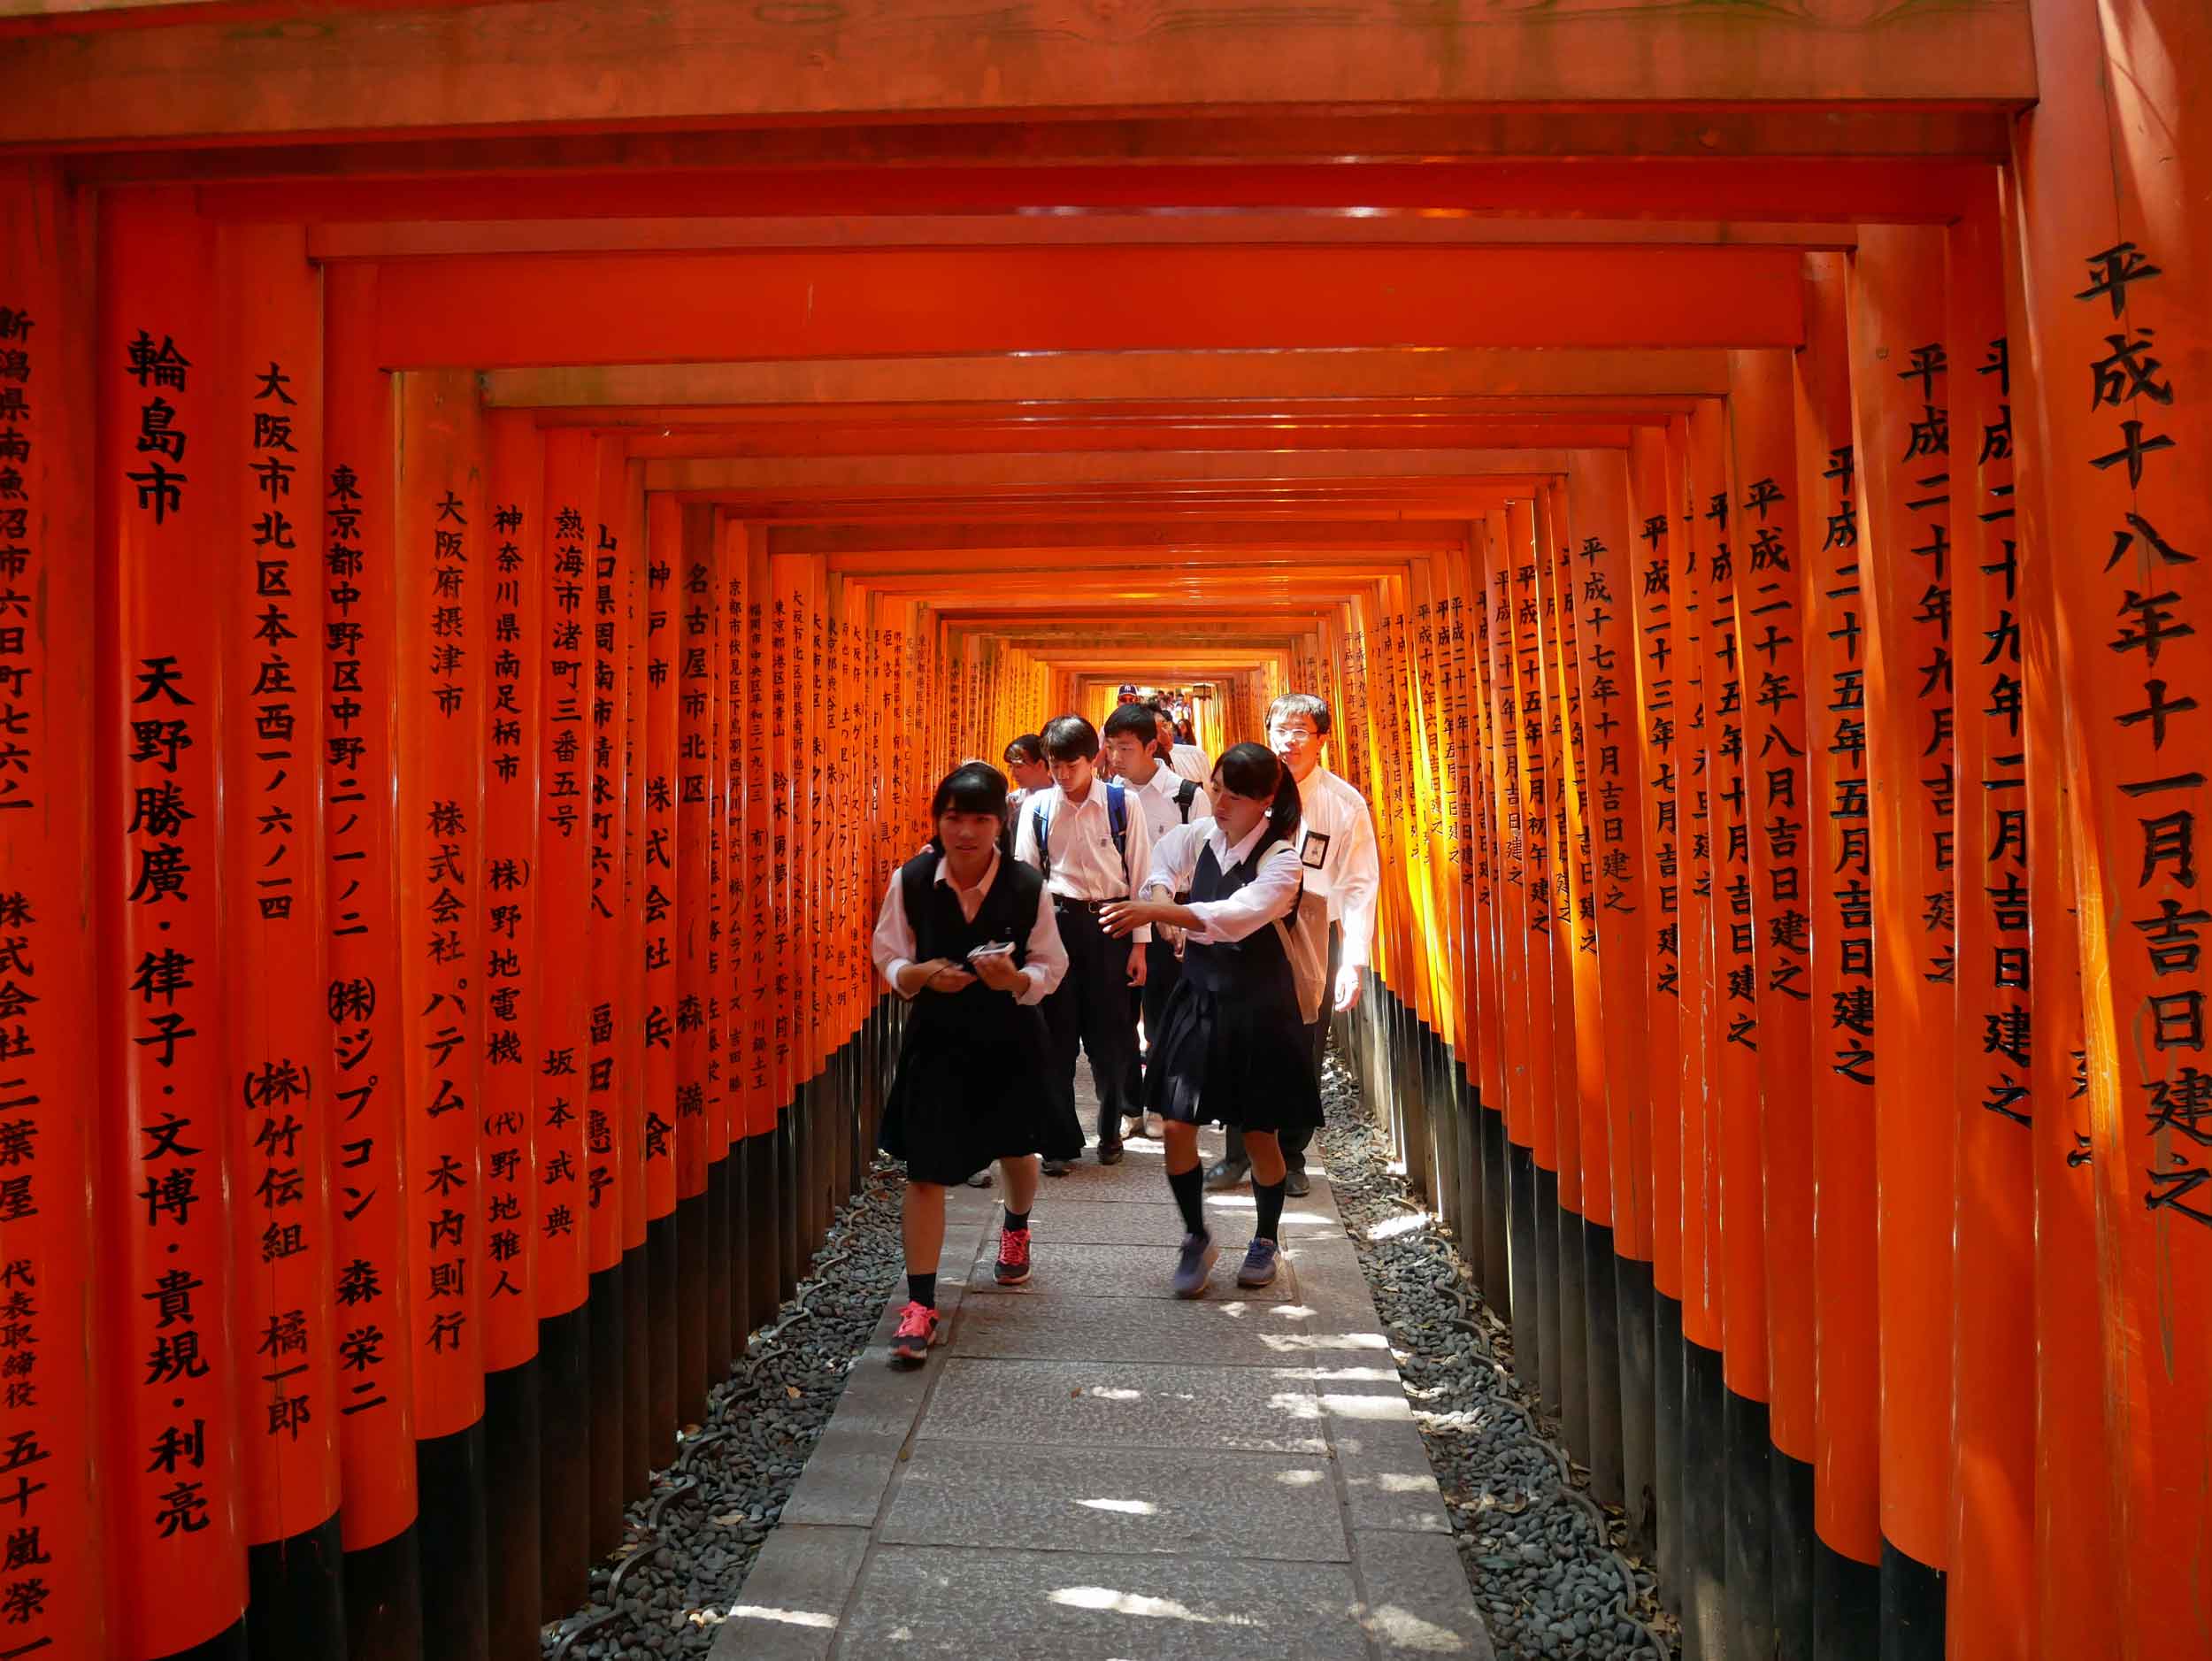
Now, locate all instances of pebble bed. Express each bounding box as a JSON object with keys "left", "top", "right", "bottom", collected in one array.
[
  {"left": 1313, "top": 1052, "right": 1677, "bottom": 1661},
  {"left": 541, "top": 1051, "right": 1678, "bottom": 1659},
  {"left": 538, "top": 1162, "right": 905, "bottom": 1660}
]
